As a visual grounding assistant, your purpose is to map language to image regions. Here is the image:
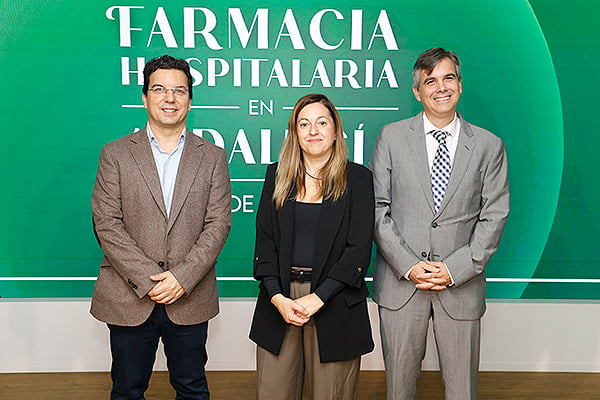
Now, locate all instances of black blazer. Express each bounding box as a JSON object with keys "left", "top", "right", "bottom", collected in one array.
[{"left": 249, "top": 162, "right": 375, "bottom": 362}]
